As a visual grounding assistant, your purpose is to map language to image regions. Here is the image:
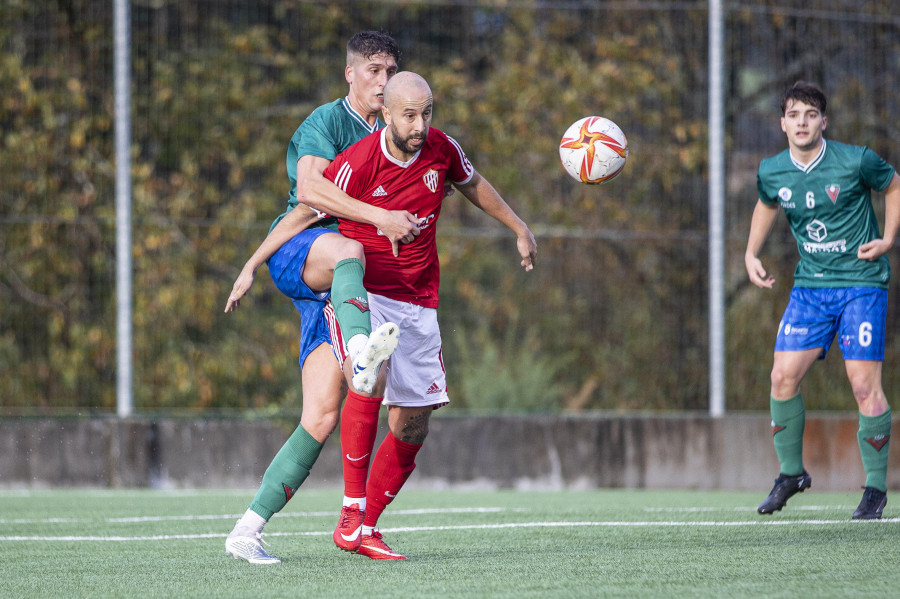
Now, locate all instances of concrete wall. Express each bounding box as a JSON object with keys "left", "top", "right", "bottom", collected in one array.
[{"left": 1, "top": 414, "right": 897, "bottom": 491}]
